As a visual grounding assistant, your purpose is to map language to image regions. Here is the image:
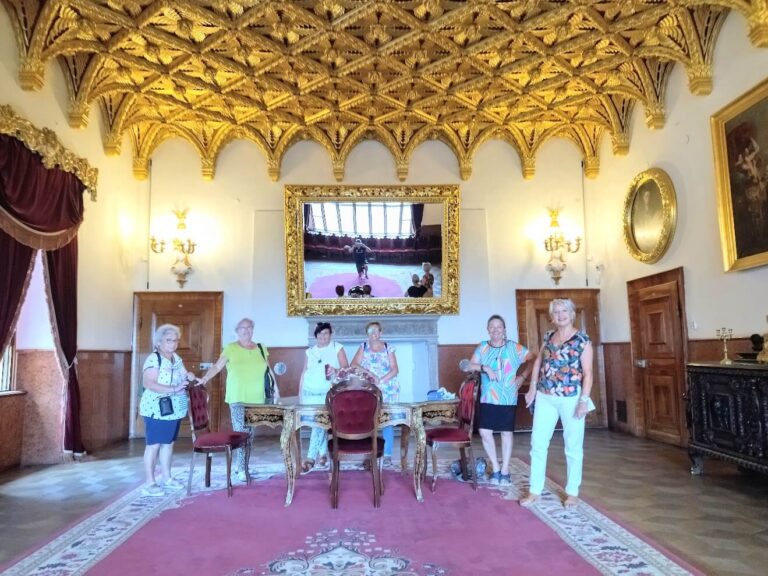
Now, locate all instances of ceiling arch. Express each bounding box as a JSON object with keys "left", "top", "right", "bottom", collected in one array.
[{"left": 2, "top": 0, "right": 766, "bottom": 181}]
